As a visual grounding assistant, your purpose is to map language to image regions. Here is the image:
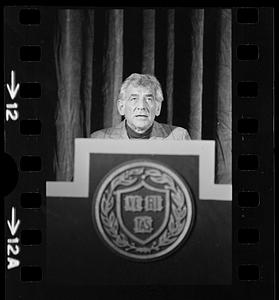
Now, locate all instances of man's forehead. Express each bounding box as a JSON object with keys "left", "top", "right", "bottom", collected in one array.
[{"left": 126, "top": 84, "right": 155, "bottom": 95}]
